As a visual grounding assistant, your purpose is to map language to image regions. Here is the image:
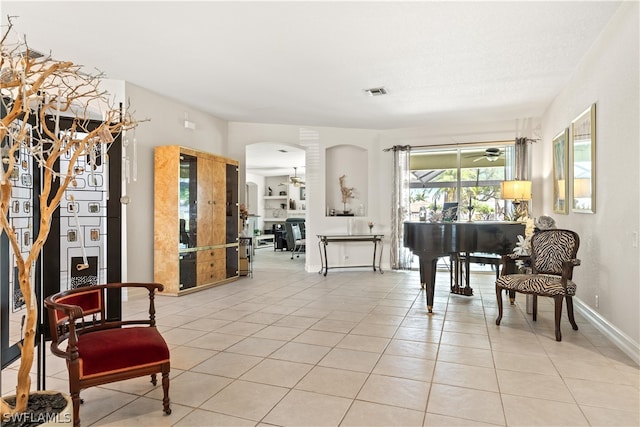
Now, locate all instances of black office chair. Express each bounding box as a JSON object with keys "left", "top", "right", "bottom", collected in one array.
[{"left": 284, "top": 218, "right": 305, "bottom": 259}]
